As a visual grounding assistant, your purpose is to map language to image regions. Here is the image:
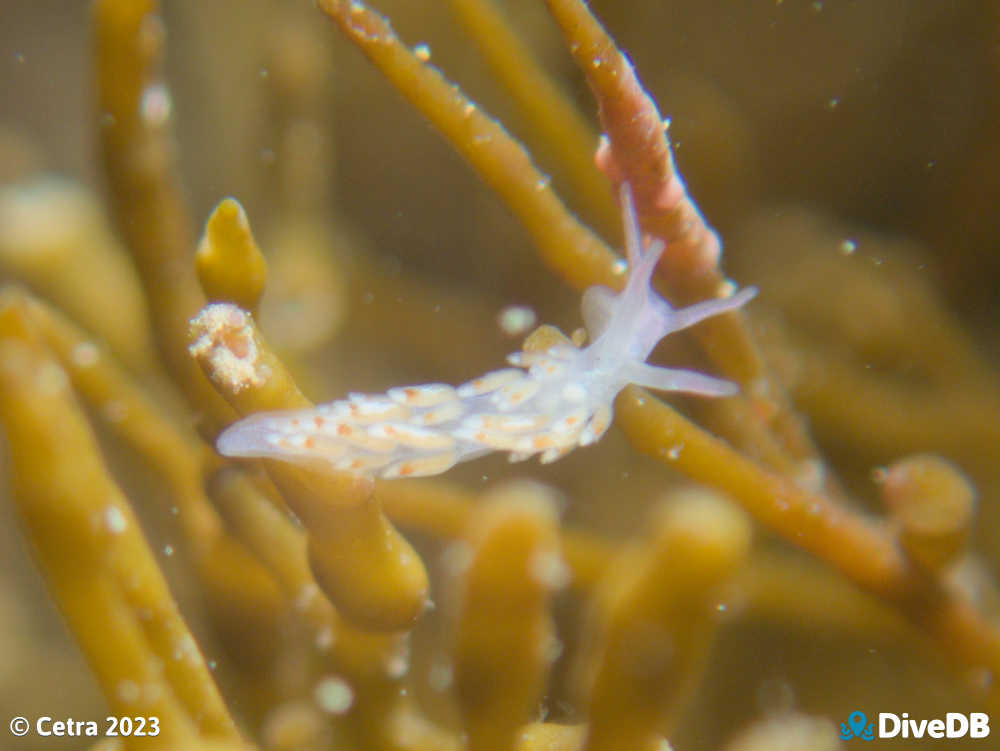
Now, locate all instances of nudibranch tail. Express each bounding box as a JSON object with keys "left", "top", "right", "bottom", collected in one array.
[{"left": 214, "top": 183, "right": 757, "bottom": 478}]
